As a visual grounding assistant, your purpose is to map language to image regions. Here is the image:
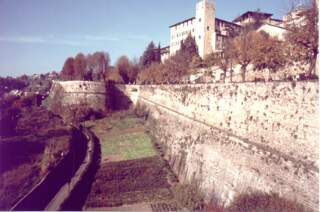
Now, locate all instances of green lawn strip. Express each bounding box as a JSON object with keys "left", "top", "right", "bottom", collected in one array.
[
  {"left": 85, "top": 117, "right": 144, "bottom": 134},
  {"left": 109, "top": 117, "right": 144, "bottom": 130},
  {"left": 123, "top": 133, "right": 156, "bottom": 160},
  {"left": 101, "top": 132, "right": 157, "bottom": 161}
]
